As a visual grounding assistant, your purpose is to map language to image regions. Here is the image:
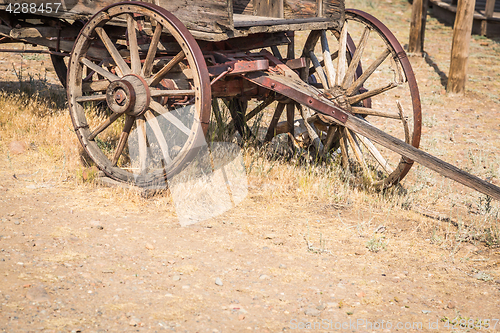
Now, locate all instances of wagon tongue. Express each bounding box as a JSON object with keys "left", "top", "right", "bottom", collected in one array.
[{"left": 242, "top": 69, "right": 500, "bottom": 201}]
